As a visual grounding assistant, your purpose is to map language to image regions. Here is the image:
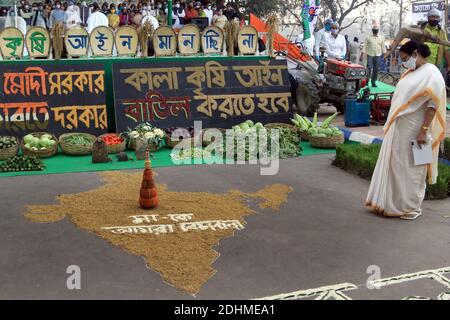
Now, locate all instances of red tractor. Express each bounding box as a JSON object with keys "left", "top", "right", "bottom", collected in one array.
[
  {"left": 322, "top": 58, "right": 368, "bottom": 113},
  {"left": 250, "top": 13, "right": 367, "bottom": 116},
  {"left": 288, "top": 55, "right": 367, "bottom": 116}
]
